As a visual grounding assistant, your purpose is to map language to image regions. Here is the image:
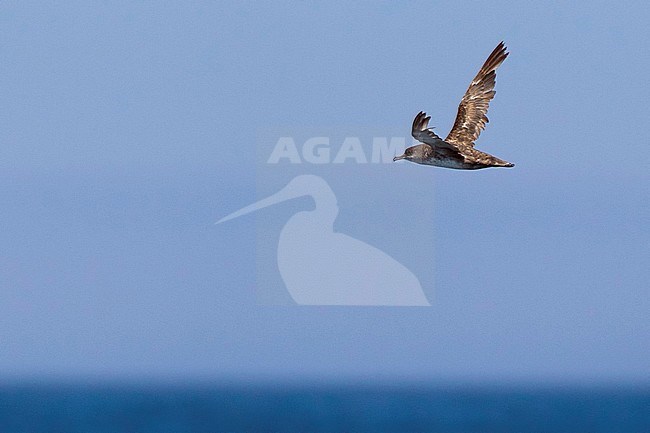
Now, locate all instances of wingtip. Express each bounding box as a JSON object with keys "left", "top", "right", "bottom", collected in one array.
[
  {"left": 492, "top": 41, "right": 508, "bottom": 55},
  {"left": 413, "top": 110, "right": 429, "bottom": 128},
  {"left": 482, "top": 41, "right": 509, "bottom": 72},
  {"left": 500, "top": 41, "right": 509, "bottom": 56}
]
